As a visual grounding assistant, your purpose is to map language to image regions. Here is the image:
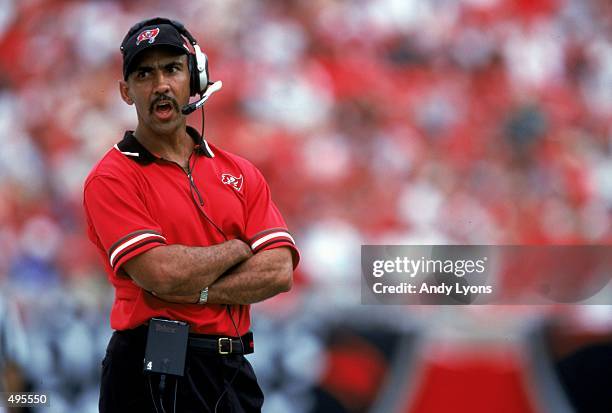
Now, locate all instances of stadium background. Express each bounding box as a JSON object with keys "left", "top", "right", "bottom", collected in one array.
[{"left": 0, "top": 0, "right": 611, "bottom": 412}]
